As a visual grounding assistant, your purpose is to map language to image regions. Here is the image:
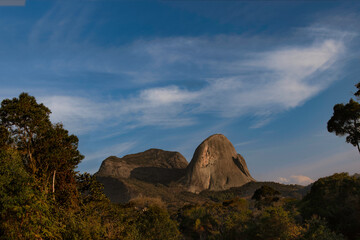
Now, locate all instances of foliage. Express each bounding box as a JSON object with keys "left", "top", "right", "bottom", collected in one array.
[
  {"left": 0, "top": 126, "right": 9, "bottom": 149},
  {"left": 328, "top": 99, "right": 360, "bottom": 152},
  {"left": 178, "top": 198, "right": 252, "bottom": 239},
  {"left": 0, "top": 93, "right": 84, "bottom": 207},
  {"left": 77, "top": 172, "right": 109, "bottom": 204},
  {"left": 252, "top": 185, "right": 280, "bottom": 209},
  {"left": 134, "top": 206, "right": 181, "bottom": 240},
  {"left": 300, "top": 173, "right": 360, "bottom": 239},
  {"left": 128, "top": 196, "right": 166, "bottom": 209},
  {"left": 35, "top": 123, "right": 84, "bottom": 206},
  {"left": 251, "top": 206, "right": 303, "bottom": 240},
  {"left": 0, "top": 93, "right": 52, "bottom": 174},
  {"left": 328, "top": 82, "right": 360, "bottom": 154},
  {"left": 302, "top": 216, "right": 345, "bottom": 240},
  {"left": 0, "top": 149, "right": 62, "bottom": 239}
]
